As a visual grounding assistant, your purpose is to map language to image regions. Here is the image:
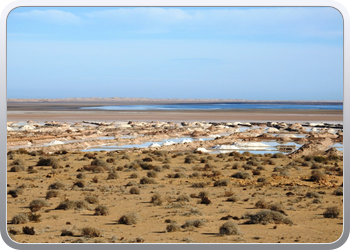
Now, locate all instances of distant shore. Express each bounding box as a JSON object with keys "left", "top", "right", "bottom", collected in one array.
[
  {"left": 7, "top": 99, "right": 343, "bottom": 123},
  {"left": 7, "top": 97, "right": 343, "bottom": 106}
]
